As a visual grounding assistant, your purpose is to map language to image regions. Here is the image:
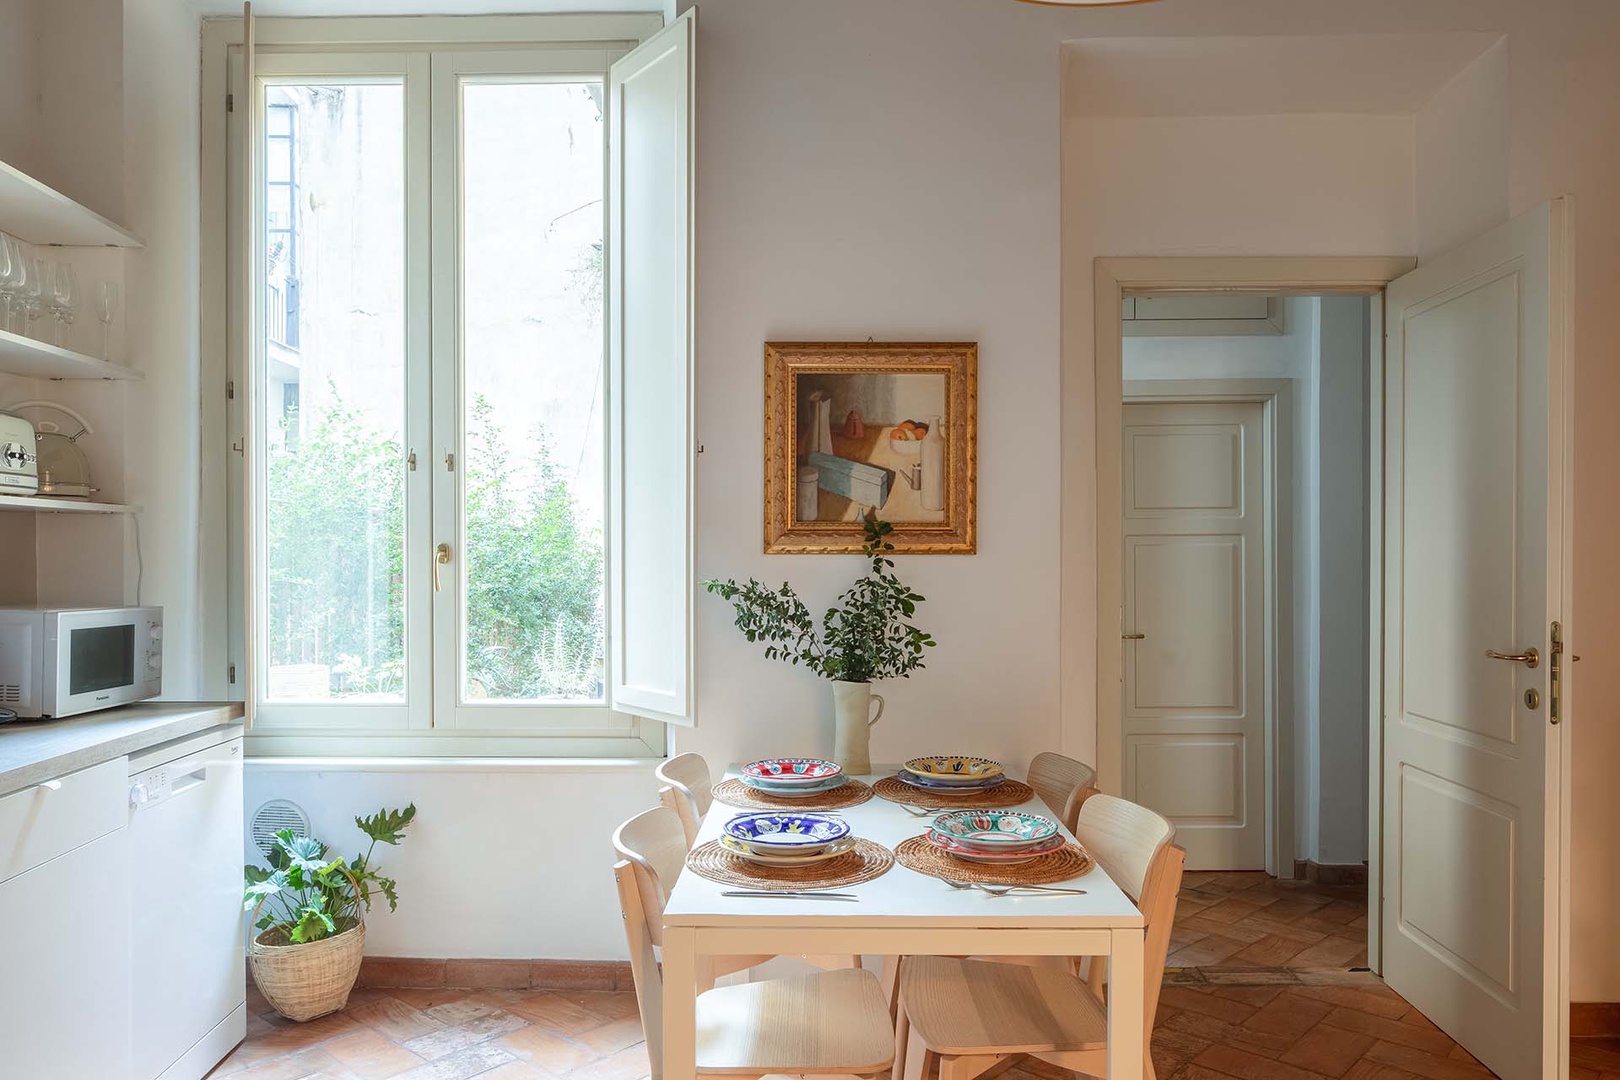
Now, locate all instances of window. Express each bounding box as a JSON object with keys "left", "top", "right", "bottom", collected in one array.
[{"left": 223, "top": 16, "right": 694, "bottom": 755}]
